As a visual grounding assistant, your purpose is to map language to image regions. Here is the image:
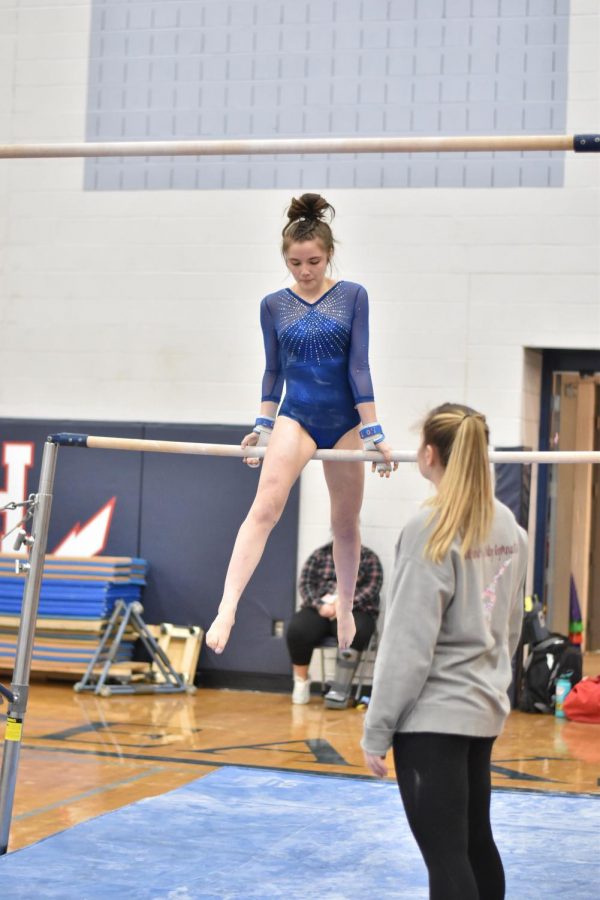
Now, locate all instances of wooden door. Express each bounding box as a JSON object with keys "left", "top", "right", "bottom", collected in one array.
[
  {"left": 587, "top": 386, "right": 600, "bottom": 650},
  {"left": 544, "top": 373, "right": 595, "bottom": 644}
]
